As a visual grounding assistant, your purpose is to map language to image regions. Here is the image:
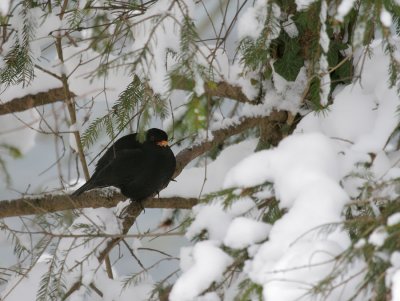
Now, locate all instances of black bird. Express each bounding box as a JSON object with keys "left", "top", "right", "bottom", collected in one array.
[{"left": 72, "top": 128, "right": 176, "bottom": 201}]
